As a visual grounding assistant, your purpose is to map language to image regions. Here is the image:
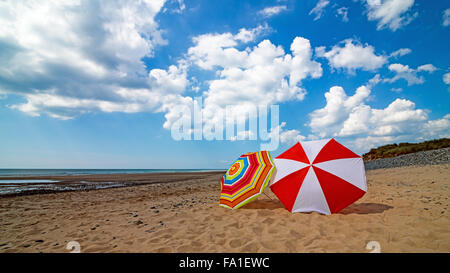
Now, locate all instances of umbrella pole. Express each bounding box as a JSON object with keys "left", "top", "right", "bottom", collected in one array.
[{"left": 263, "top": 192, "right": 273, "bottom": 201}]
